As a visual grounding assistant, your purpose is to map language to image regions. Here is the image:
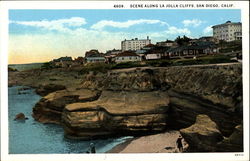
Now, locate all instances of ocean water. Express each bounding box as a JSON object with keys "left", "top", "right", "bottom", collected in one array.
[
  {"left": 8, "top": 86, "right": 132, "bottom": 154},
  {"left": 8, "top": 63, "right": 43, "bottom": 71}
]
